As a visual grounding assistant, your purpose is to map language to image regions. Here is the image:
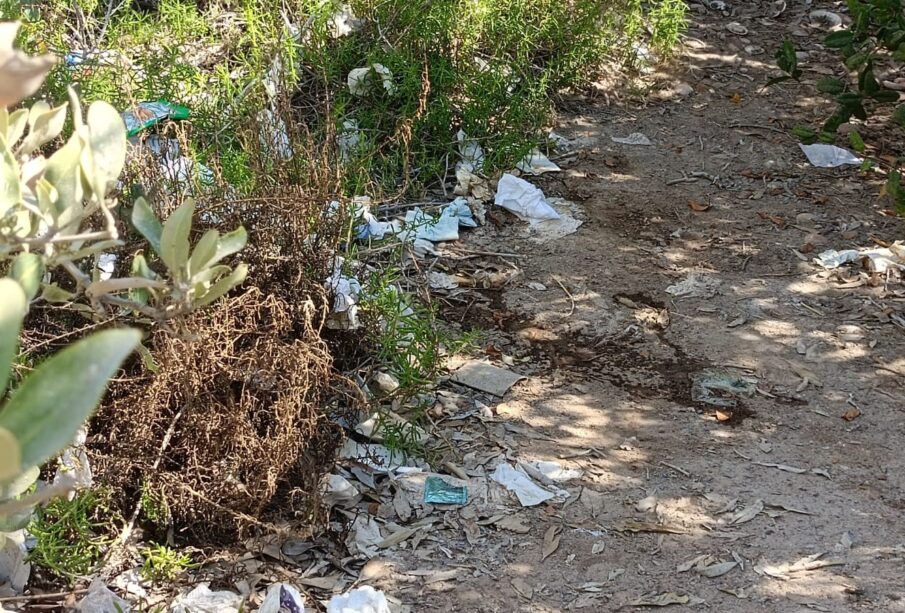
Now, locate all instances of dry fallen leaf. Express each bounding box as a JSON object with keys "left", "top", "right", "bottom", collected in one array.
[
  {"left": 511, "top": 577, "right": 533, "bottom": 599},
  {"left": 700, "top": 560, "right": 738, "bottom": 578},
  {"left": 753, "top": 461, "right": 807, "bottom": 474},
  {"left": 715, "top": 410, "right": 732, "bottom": 422},
  {"left": 493, "top": 515, "right": 531, "bottom": 534},
  {"left": 728, "top": 499, "right": 764, "bottom": 525},
  {"left": 542, "top": 525, "right": 562, "bottom": 560},
  {"left": 842, "top": 408, "right": 861, "bottom": 421},
  {"left": 688, "top": 199, "right": 711, "bottom": 212},
  {"left": 629, "top": 592, "right": 702, "bottom": 607},
  {"left": 592, "top": 541, "right": 606, "bottom": 555},
  {"left": 730, "top": 92, "right": 743, "bottom": 104},
  {"left": 615, "top": 520, "right": 687, "bottom": 534}
]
